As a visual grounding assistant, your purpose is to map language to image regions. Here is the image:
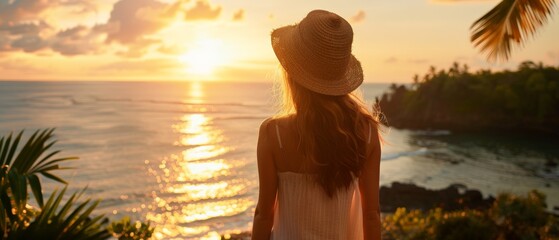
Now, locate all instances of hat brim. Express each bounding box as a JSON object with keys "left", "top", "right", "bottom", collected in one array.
[{"left": 271, "top": 24, "right": 363, "bottom": 96}]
